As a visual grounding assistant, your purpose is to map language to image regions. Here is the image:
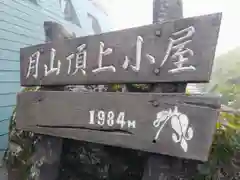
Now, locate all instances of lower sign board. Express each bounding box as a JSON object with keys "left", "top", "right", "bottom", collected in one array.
[
  {"left": 20, "top": 13, "right": 221, "bottom": 86},
  {"left": 16, "top": 91, "right": 220, "bottom": 161}
]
